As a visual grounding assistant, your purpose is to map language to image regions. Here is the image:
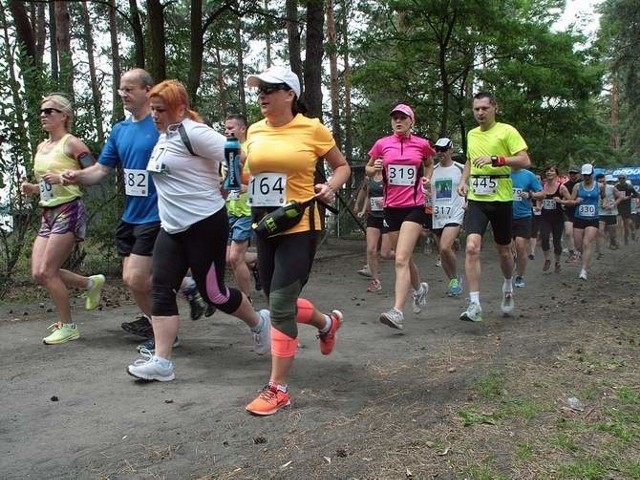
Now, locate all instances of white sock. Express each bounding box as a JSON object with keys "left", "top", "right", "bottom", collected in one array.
[
  {"left": 86, "top": 278, "right": 94, "bottom": 290},
  {"left": 319, "top": 314, "right": 332, "bottom": 334},
  {"left": 469, "top": 292, "right": 480, "bottom": 304},
  {"left": 503, "top": 278, "right": 513, "bottom": 293}
]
